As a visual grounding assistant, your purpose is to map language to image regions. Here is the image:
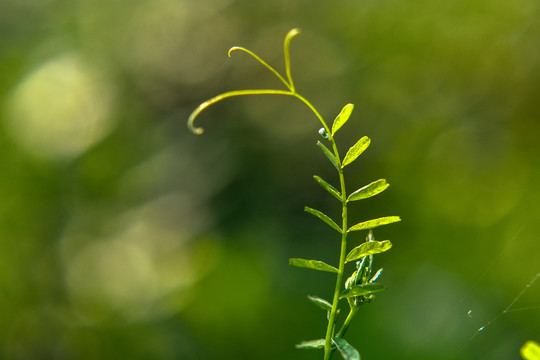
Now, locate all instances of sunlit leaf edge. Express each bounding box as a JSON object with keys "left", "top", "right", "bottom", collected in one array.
[
  {"left": 317, "top": 141, "right": 340, "bottom": 170},
  {"left": 314, "top": 176, "right": 342, "bottom": 201},
  {"left": 305, "top": 206, "right": 343, "bottom": 233},
  {"left": 331, "top": 103, "right": 354, "bottom": 135},
  {"left": 347, "top": 179, "right": 389, "bottom": 202},
  {"left": 342, "top": 136, "right": 370, "bottom": 168},
  {"left": 348, "top": 216, "right": 401, "bottom": 232},
  {"left": 345, "top": 240, "right": 392, "bottom": 263}
]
